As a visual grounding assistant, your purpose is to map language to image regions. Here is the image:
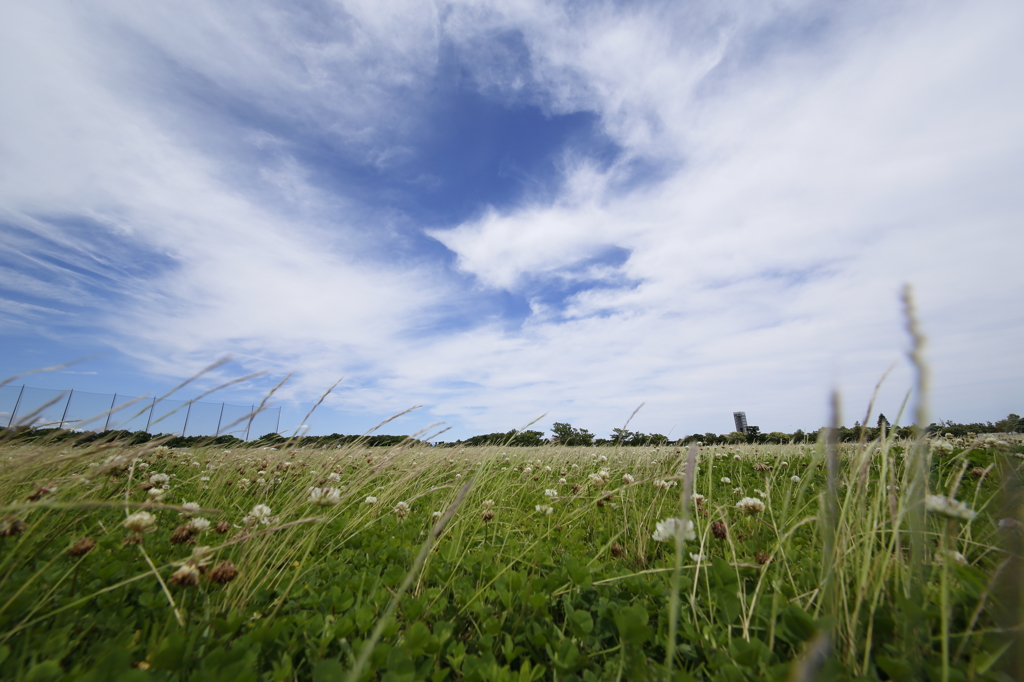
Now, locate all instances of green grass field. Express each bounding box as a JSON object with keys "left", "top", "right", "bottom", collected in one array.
[{"left": 0, "top": 429, "right": 1021, "bottom": 681}]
